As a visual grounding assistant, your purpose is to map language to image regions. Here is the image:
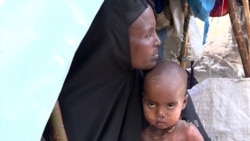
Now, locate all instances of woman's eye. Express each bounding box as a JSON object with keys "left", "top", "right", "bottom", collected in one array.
[
  {"left": 148, "top": 103, "right": 156, "bottom": 108},
  {"left": 145, "top": 32, "right": 152, "bottom": 38}
]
